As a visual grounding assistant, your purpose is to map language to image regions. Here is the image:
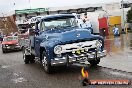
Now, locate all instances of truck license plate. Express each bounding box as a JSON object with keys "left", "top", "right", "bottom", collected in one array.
[
  {"left": 76, "top": 56, "right": 87, "bottom": 61},
  {"left": 75, "top": 49, "right": 85, "bottom": 54}
]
